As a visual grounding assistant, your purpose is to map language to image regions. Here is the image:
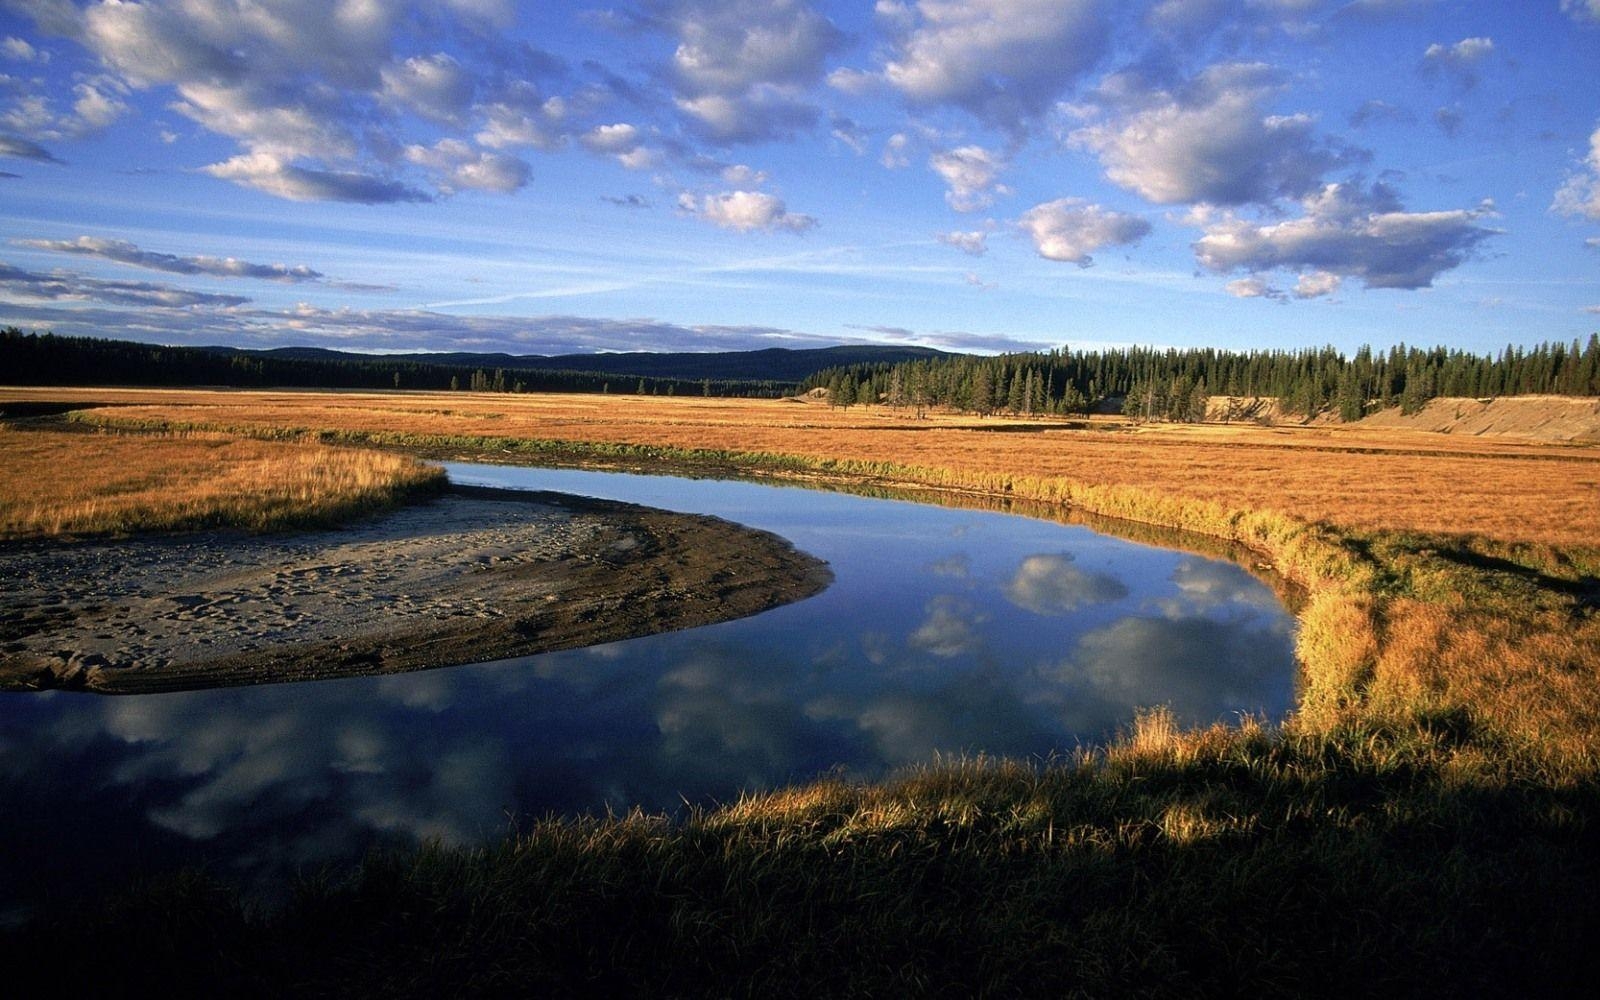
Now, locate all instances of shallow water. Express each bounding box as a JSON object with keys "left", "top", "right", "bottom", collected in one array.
[{"left": 0, "top": 465, "right": 1296, "bottom": 919}]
